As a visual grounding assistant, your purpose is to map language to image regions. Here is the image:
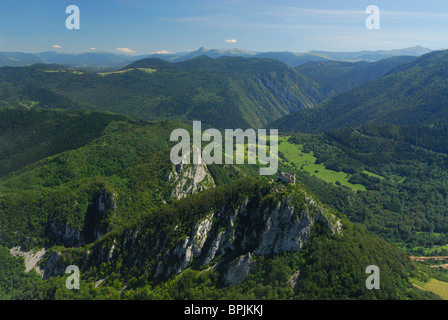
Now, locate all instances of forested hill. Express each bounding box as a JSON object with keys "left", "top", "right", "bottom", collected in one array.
[
  {"left": 0, "top": 56, "right": 321, "bottom": 129},
  {"left": 272, "top": 49, "right": 448, "bottom": 134}
]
